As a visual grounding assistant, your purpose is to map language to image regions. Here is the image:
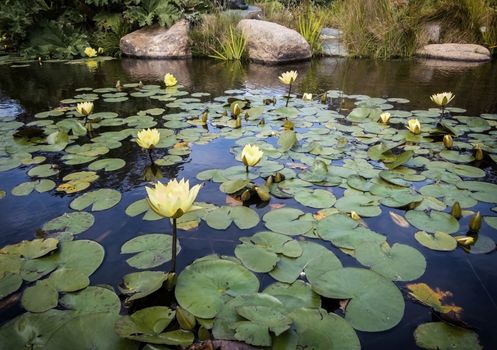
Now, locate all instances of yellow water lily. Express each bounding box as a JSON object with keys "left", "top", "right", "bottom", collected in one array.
[
  {"left": 379, "top": 112, "right": 391, "bottom": 124},
  {"left": 302, "top": 93, "right": 312, "bottom": 101},
  {"left": 98, "top": 47, "right": 104, "bottom": 54},
  {"left": 443, "top": 134, "right": 453, "bottom": 149},
  {"left": 430, "top": 92, "right": 455, "bottom": 107},
  {"left": 473, "top": 143, "right": 484, "bottom": 160},
  {"left": 278, "top": 70, "right": 298, "bottom": 85},
  {"left": 146, "top": 178, "right": 202, "bottom": 219},
  {"left": 84, "top": 47, "right": 97, "bottom": 58},
  {"left": 232, "top": 103, "right": 241, "bottom": 117},
  {"left": 240, "top": 144, "right": 263, "bottom": 170},
  {"left": 407, "top": 119, "right": 421, "bottom": 134},
  {"left": 136, "top": 128, "right": 161, "bottom": 149},
  {"left": 164, "top": 73, "right": 177, "bottom": 87},
  {"left": 76, "top": 101, "right": 94, "bottom": 116},
  {"left": 469, "top": 211, "right": 482, "bottom": 233}
]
